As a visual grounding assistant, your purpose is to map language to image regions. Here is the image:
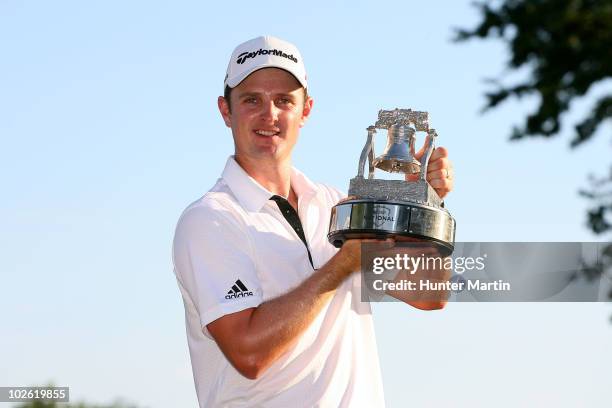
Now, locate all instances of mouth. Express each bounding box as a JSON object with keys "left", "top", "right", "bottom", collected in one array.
[{"left": 254, "top": 129, "right": 281, "bottom": 137}]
